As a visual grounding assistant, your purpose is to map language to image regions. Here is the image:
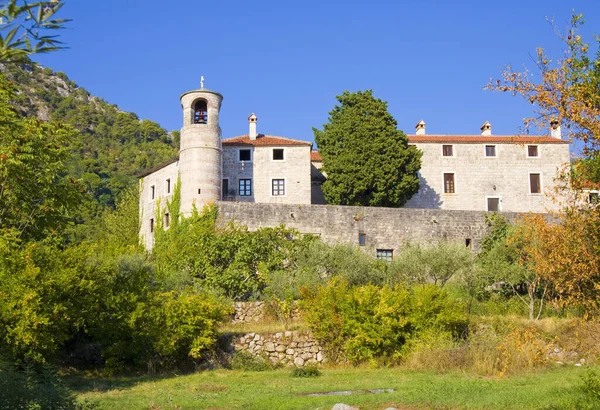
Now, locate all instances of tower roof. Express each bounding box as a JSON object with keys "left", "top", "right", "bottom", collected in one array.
[{"left": 179, "top": 88, "right": 223, "bottom": 100}]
